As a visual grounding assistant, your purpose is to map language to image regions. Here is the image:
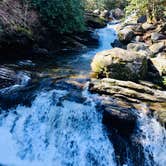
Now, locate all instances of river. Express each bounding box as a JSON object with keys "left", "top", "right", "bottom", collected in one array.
[{"left": 0, "top": 23, "right": 165, "bottom": 166}]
